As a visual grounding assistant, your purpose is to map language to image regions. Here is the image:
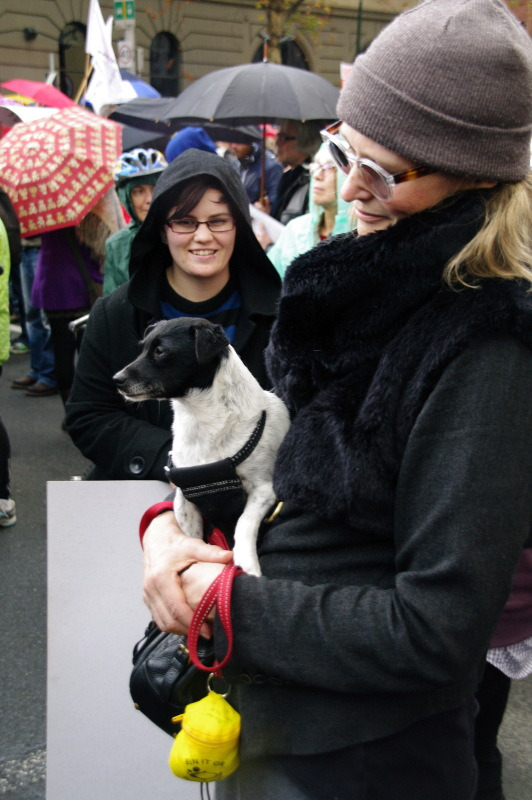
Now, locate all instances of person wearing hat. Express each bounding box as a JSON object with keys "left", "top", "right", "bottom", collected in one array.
[
  {"left": 140, "top": 2, "right": 532, "bottom": 798},
  {"left": 164, "top": 126, "right": 217, "bottom": 163},
  {"left": 103, "top": 148, "right": 167, "bottom": 296}
]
